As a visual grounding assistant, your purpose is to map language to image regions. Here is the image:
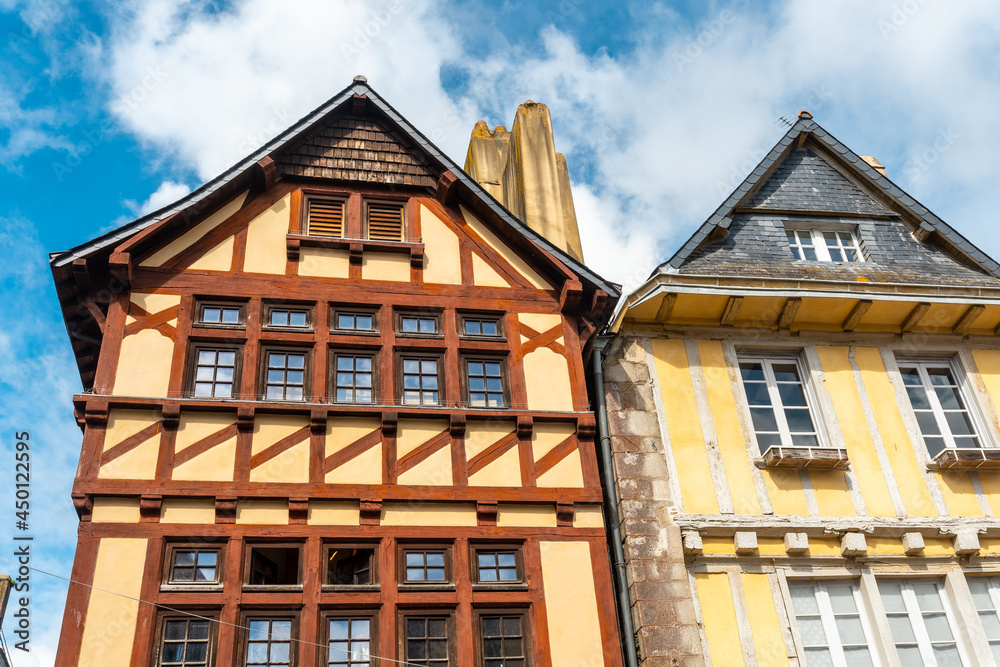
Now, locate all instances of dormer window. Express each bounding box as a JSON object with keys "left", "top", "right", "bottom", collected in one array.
[{"left": 786, "top": 229, "right": 862, "bottom": 262}]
